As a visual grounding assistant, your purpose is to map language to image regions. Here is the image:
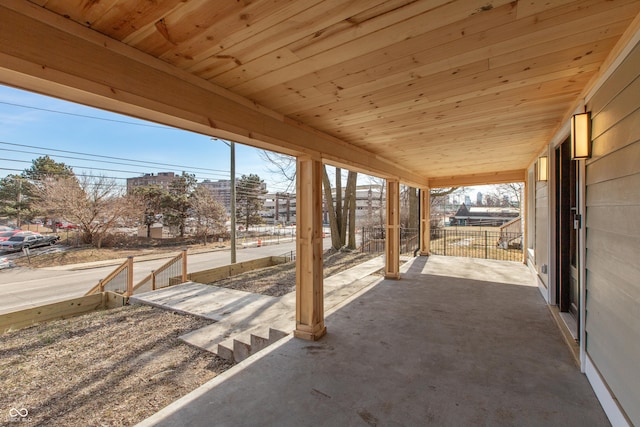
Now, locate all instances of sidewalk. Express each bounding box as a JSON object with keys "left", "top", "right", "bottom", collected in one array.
[{"left": 42, "top": 246, "right": 228, "bottom": 271}]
